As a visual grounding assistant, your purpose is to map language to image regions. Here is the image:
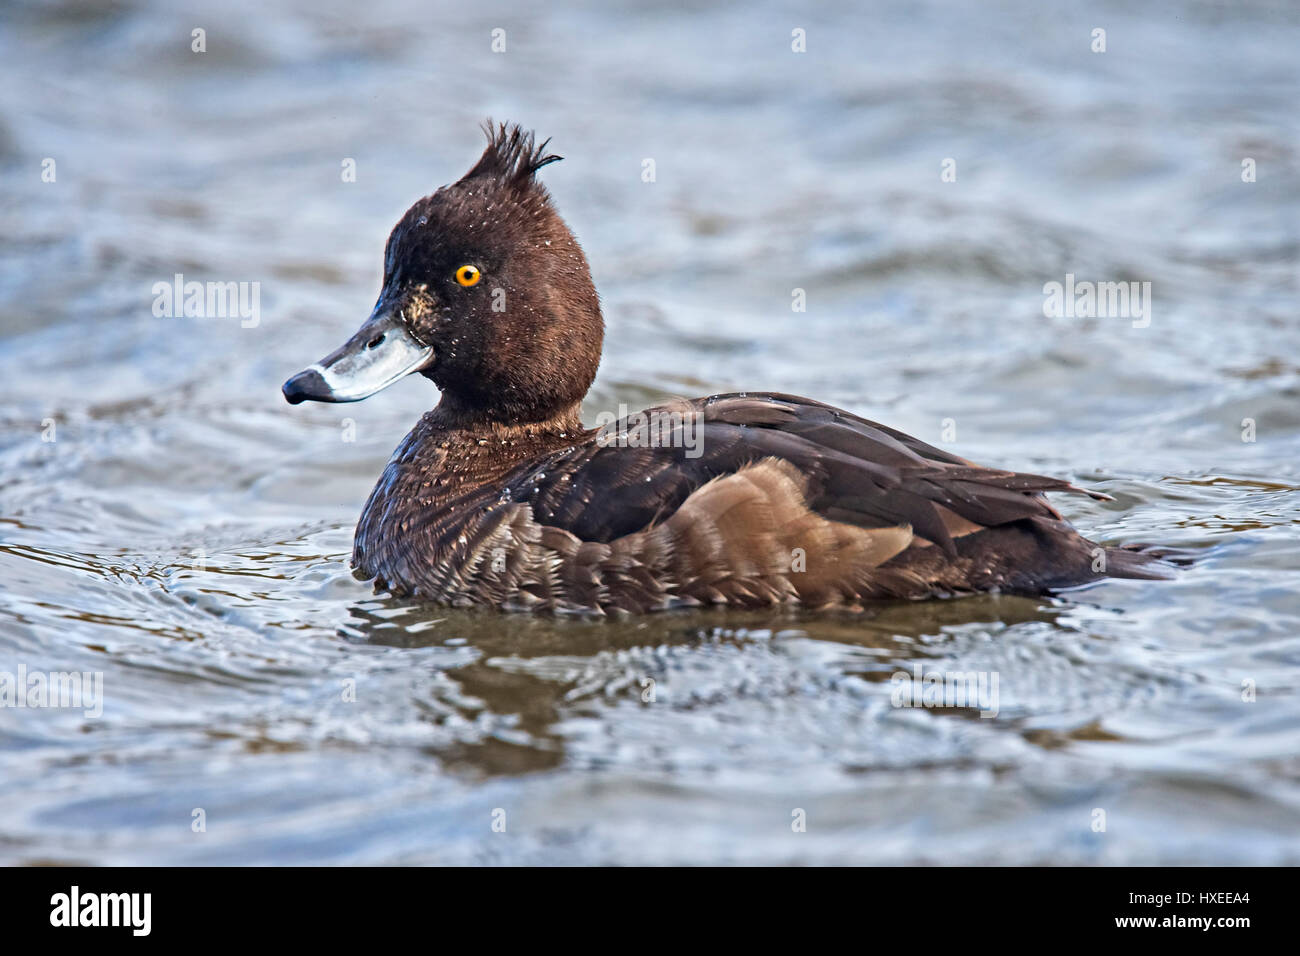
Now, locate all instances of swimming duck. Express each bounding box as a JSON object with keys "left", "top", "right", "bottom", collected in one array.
[{"left": 282, "top": 123, "right": 1164, "bottom": 613}]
